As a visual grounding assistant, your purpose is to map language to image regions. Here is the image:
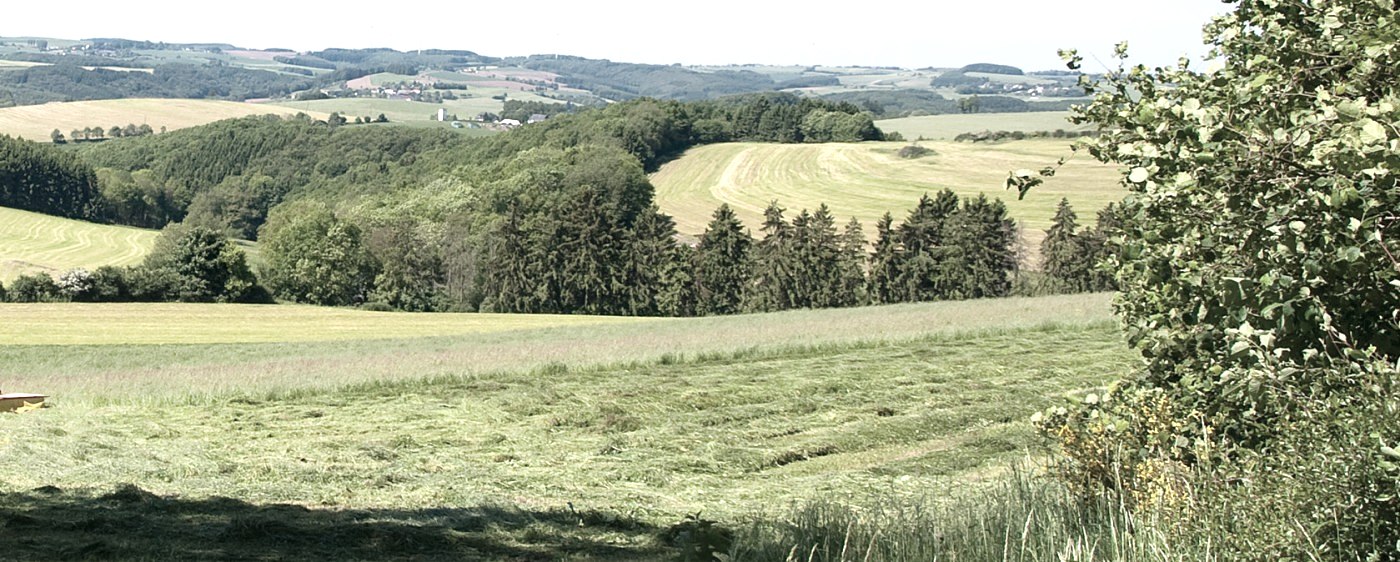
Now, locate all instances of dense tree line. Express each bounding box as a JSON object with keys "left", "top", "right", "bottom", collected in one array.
[
  {"left": 252, "top": 182, "right": 1018, "bottom": 316},
  {"left": 820, "top": 89, "right": 1072, "bottom": 118},
  {"left": 0, "top": 135, "right": 101, "bottom": 220}
]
